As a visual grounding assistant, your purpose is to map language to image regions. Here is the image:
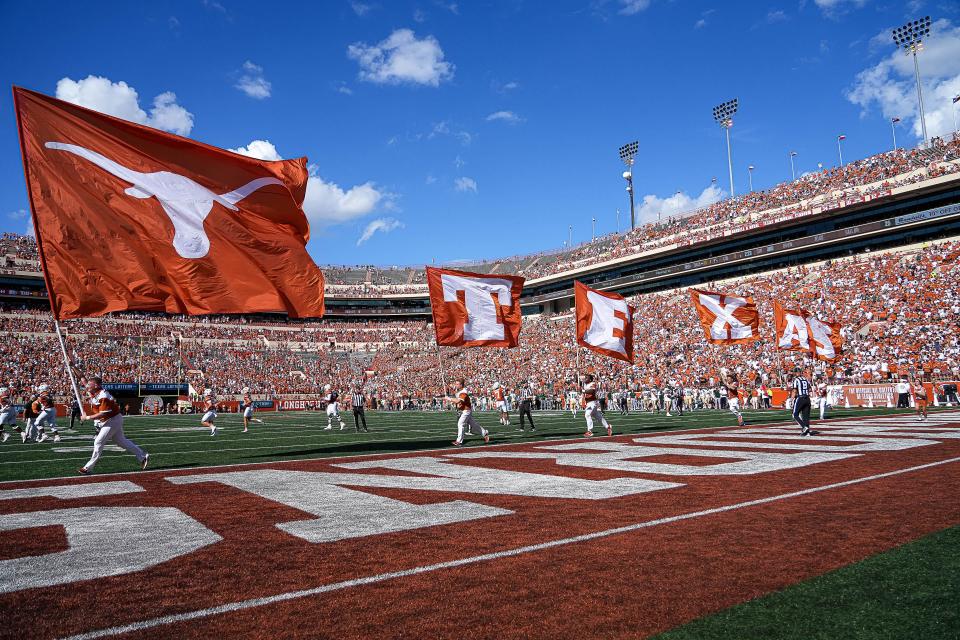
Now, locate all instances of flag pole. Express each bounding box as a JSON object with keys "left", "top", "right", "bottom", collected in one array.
[
  {"left": 436, "top": 343, "right": 448, "bottom": 396},
  {"left": 54, "top": 320, "right": 84, "bottom": 409}
]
